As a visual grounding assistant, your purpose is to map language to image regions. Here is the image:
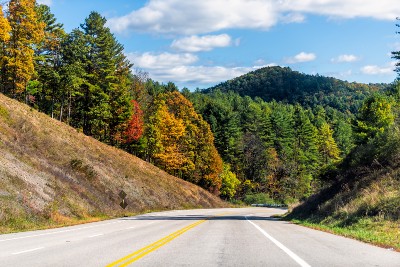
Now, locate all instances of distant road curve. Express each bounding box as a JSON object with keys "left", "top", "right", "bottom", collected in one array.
[{"left": 1, "top": 207, "right": 399, "bottom": 266}]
